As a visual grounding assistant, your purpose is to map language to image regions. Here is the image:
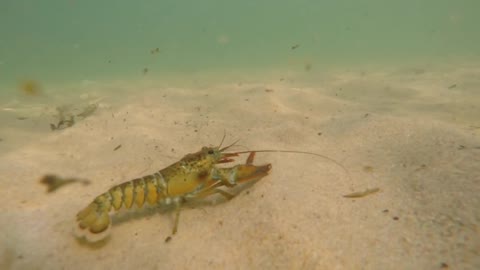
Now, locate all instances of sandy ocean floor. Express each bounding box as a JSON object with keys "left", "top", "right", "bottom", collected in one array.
[{"left": 1, "top": 66, "right": 479, "bottom": 269}]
